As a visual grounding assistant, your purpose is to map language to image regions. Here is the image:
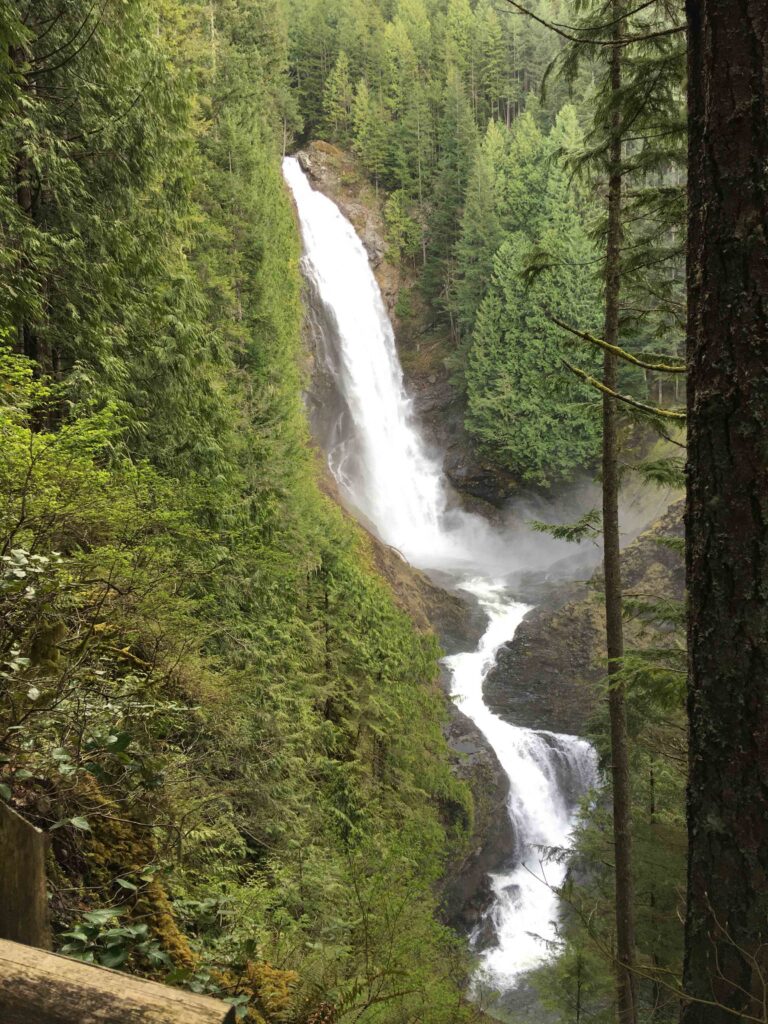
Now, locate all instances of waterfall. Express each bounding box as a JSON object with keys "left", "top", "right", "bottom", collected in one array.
[
  {"left": 283, "top": 156, "right": 510, "bottom": 575},
  {"left": 444, "top": 580, "right": 597, "bottom": 986},
  {"left": 283, "top": 156, "right": 598, "bottom": 990}
]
